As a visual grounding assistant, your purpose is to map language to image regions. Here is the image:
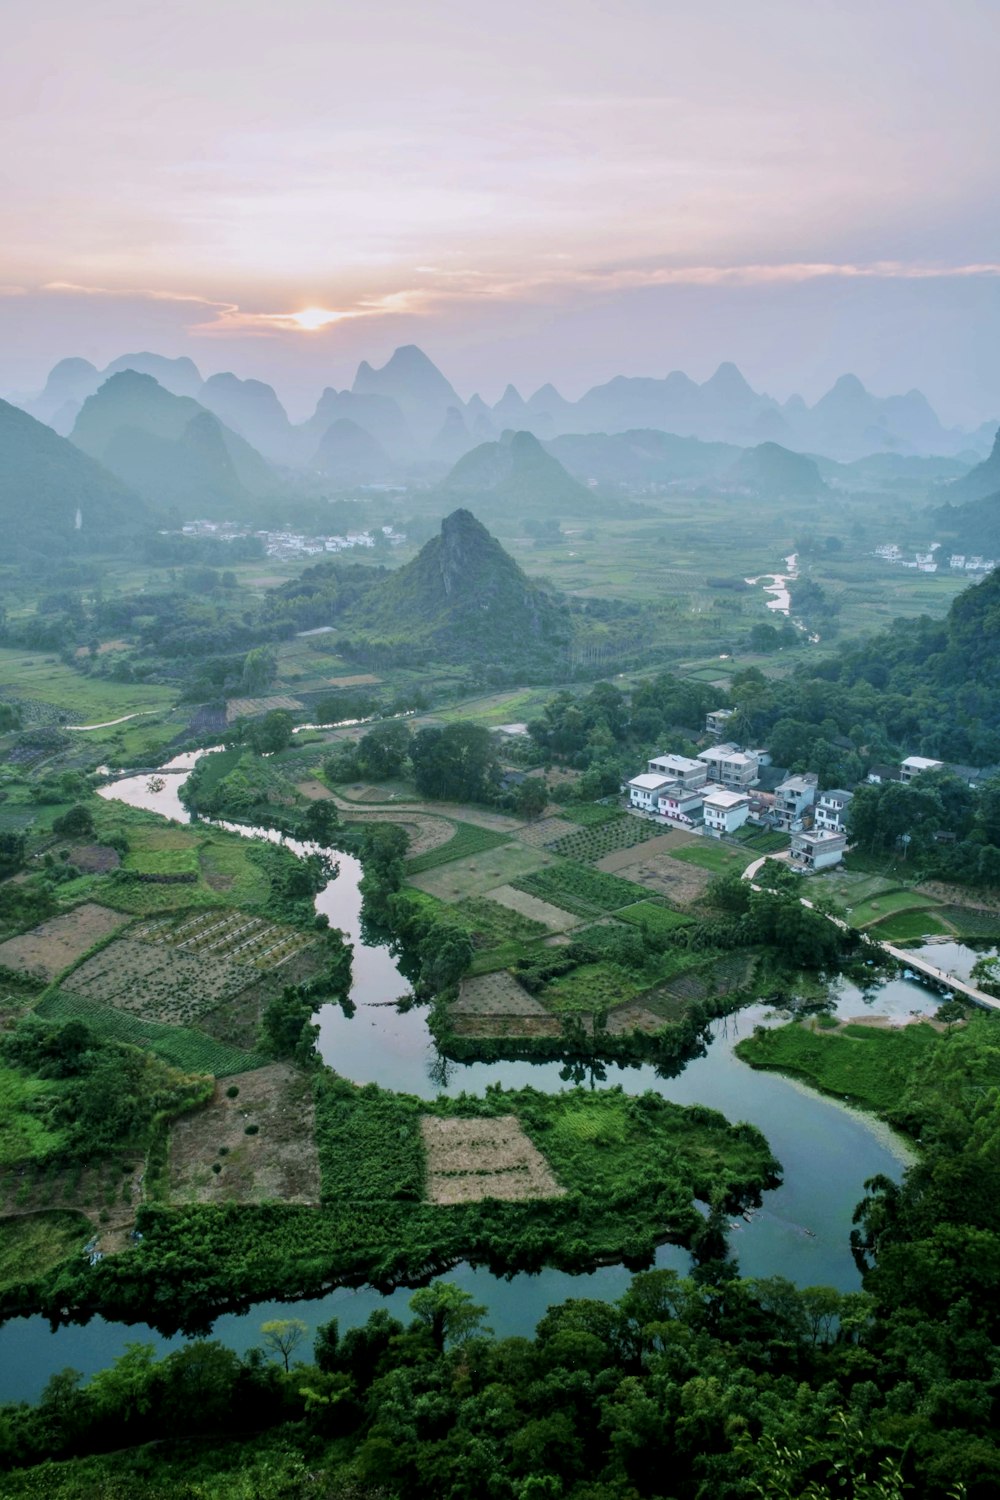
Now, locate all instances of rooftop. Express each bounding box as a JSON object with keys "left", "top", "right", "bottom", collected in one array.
[
  {"left": 703, "top": 788, "right": 751, "bottom": 808},
  {"left": 902, "top": 756, "right": 944, "bottom": 771},
  {"left": 629, "top": 773, "right": 674, "bottom": 791}
]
